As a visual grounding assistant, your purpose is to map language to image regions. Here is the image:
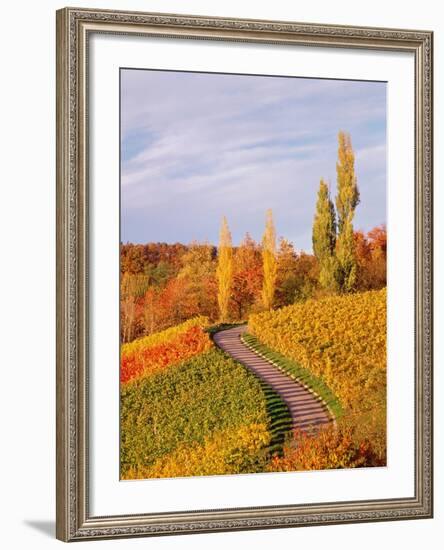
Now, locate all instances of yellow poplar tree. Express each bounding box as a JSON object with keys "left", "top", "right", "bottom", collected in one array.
[
  {"left": 261, "top": 209, "right": 277, "bottom": 310},
  {"left": 216, "top": 216, "right": 233, "bottom": 322},
  {"left": 336, "top": 131, "right": 360, "bottom": 292}
]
